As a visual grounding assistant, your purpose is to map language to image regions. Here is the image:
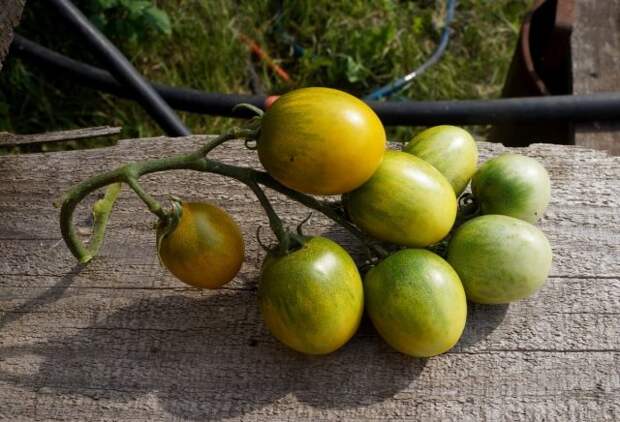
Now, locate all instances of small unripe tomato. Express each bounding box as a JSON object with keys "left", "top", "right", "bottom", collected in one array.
[
  {"left": 157, "top": 202, "right": 244, "bottom": 289},
  {"left": 258, "top": 87, "right": 386, "bottom": 195},
  {"left": 344, "top": 150, "right": 457, "bottom": 247},
  {"left": 258, "top": 236, "right": 364, "bottom": 355},
  {"left": 404, "top": 125, "right": 478, "bottom": 195},
  {"left": 447, "top": 214, "right": 552, "bottom": 304},
  {"left": 472, "top": 153, "right": 550, "bottom": 223},
  {"left": 365, "top": 249, "right": 467, "bottom": 357}
]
